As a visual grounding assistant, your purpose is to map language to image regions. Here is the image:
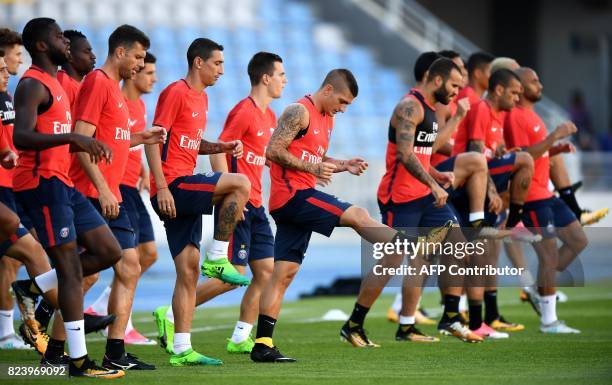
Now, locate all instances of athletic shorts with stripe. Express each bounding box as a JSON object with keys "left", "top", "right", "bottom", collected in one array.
[
  {"left": 120, "top": 184, "right": 155, "bottom": 245},
  {"left": 151, "top": 172, "right": 222, "bottom": 258},
  {"left": 0, "top": 187, "right": 32, "bottom": 255},
  {"left": 214, "top": 201, "right": 274, "bottom": 266},
  {"left": 88, "top": 199, "right": 136, "bottom": 250},
  {"left": 521, "top": 197, "right": 577, "bottom": 239},
  {"left": 379, "top": 193, "right": 459, "bottom": 241},
  {"left": 15, "top": 176, "right": 106, "bottom": 249},
  {"left": 270, "top": 188, "right": 351, "bottom": 264}
]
